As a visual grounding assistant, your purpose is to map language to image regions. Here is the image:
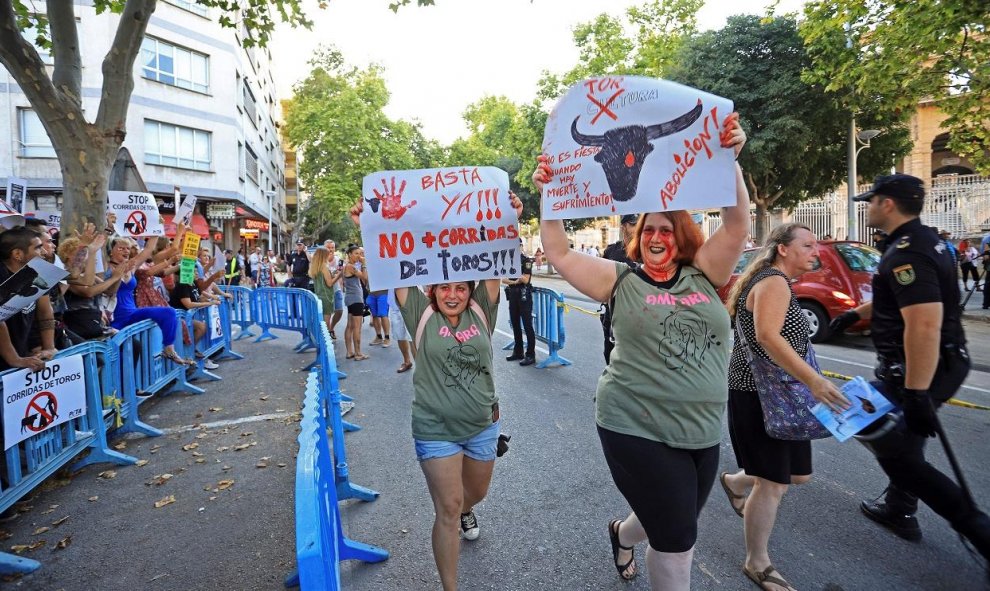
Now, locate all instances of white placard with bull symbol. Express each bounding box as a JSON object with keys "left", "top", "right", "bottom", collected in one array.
[
  {"left": 3, "top": 355, "right": 86, "bottom": 450},
  {"left": 108, "top": 191, "right": 165, "bottom": 237},
  {"left": 359, "top": 167, "right": 520, "bottom": 290},
  {"left": 0, "top": 258, "right": 69, "bottom": 322},
  {"left": 541, "top": 76, "right": 735, "bottom": 220},
  {"left": 208, "top": 304, "right": 223, "bottom": 341}
]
